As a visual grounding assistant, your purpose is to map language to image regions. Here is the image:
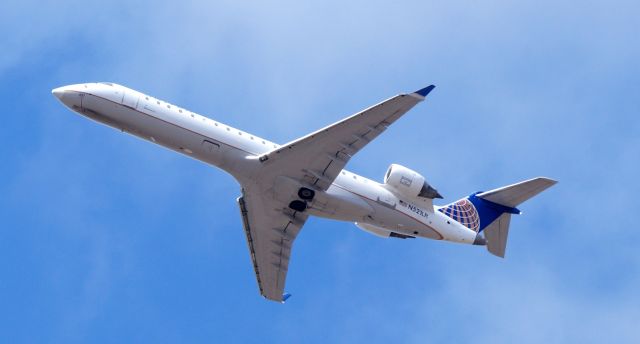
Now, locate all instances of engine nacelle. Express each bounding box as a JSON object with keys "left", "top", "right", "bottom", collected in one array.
[{"left": 383, "top": 164, "right": 442, "bottom": 199}]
